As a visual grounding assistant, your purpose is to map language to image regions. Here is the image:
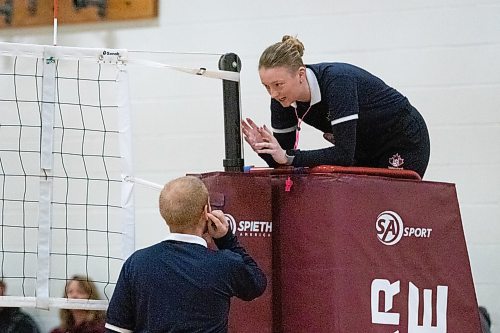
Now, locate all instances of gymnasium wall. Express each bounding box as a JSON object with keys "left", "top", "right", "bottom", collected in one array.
[{"left": 1, "top": 0, "right": 498, "bottom": 331}]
